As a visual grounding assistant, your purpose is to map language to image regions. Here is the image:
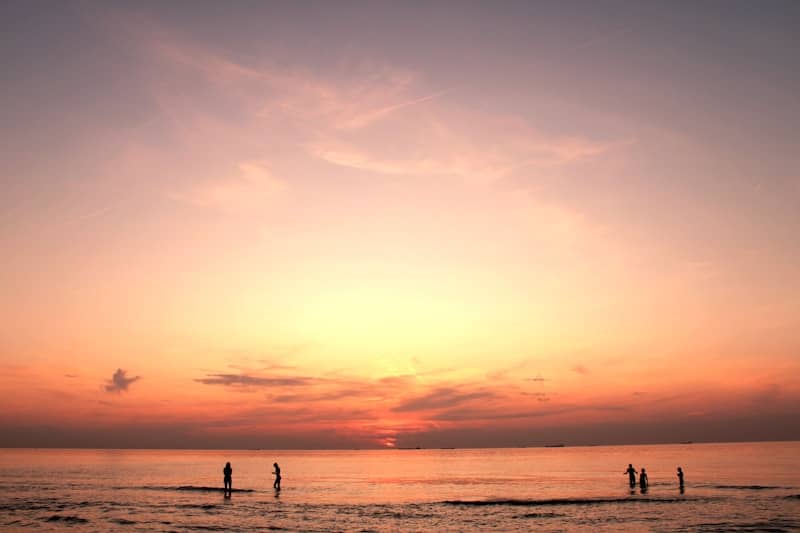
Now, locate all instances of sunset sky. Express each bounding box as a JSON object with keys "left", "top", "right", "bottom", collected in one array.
[{"left": 1, "top": 1, "right": 799, "bottom": 449}]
